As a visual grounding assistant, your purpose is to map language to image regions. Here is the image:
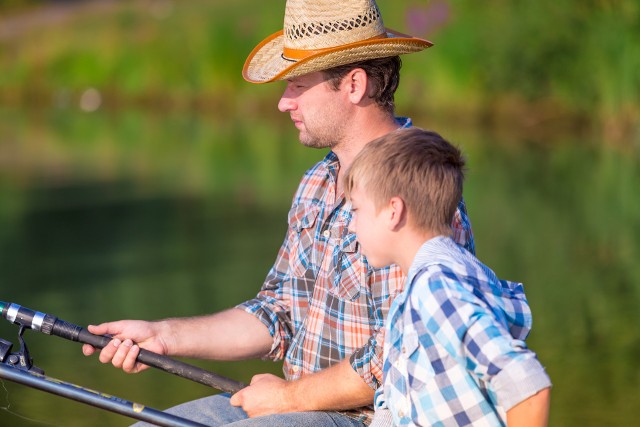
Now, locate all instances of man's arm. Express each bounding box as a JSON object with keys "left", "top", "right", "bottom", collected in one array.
[
  {"left": 83, "top": 308, "right": 273, "bottom": 372},
  {"left": 162, "top": 308, "right": 273, "bottom": 360},
  {"left": 506, "top": 387, "right": 551, "bottom": 427},
  {"left": 229, "top": 358, "right": 374, "bottom": 417}
]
